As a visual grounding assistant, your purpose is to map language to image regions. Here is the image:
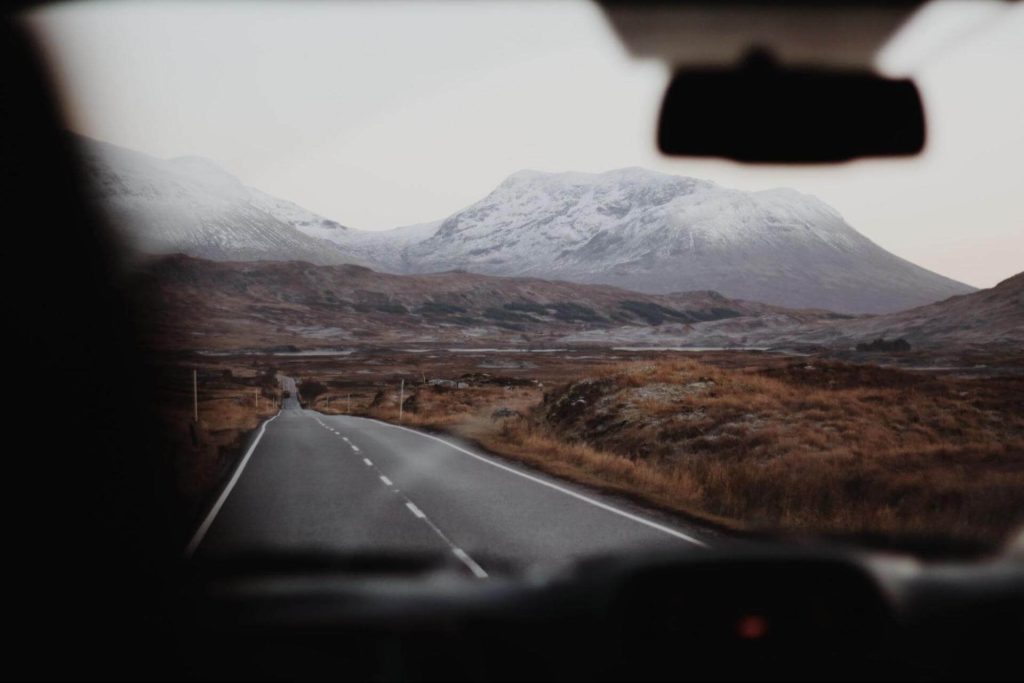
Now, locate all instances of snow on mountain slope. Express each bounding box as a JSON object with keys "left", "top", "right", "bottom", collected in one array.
[
  {"left": 77, "top": 136, "right": 367, "bottom": 266},
  {"left": 339, "top": 220, "right": 443, "bottom": 268},
  {"left": 79, "top": 135, "right": 973, "bottom": 315},
  {"left": 390, "top": 168, "right": 974, "bottom": 314}
]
